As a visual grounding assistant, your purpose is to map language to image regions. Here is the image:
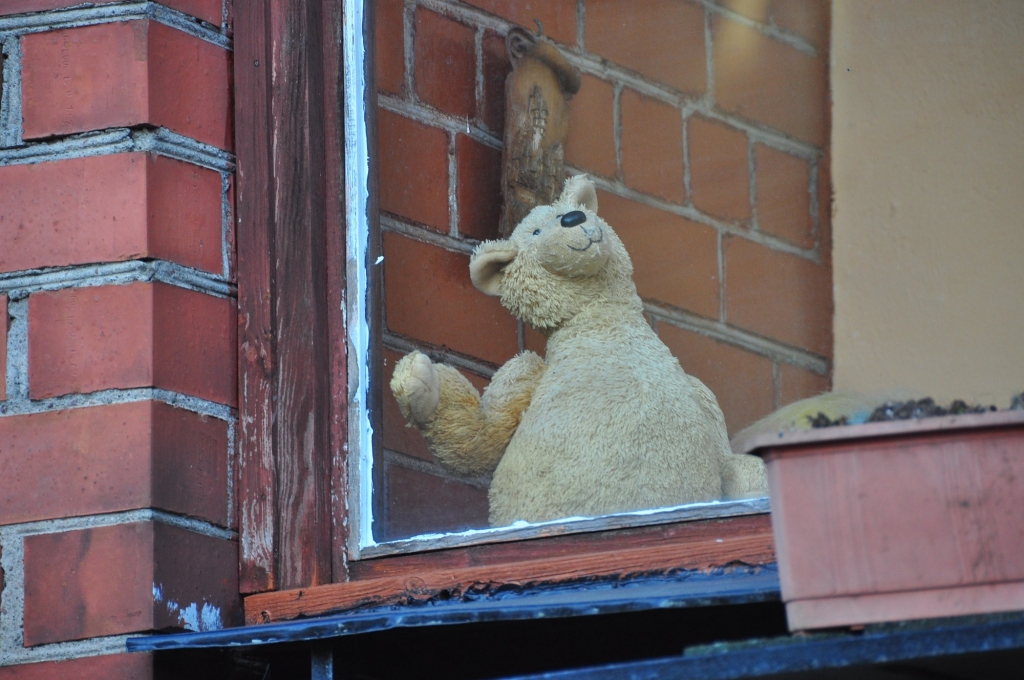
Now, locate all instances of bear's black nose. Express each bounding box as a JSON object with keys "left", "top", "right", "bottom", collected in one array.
[{"left": 560, "top": 210, "right": 587, "bottom": 227}]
